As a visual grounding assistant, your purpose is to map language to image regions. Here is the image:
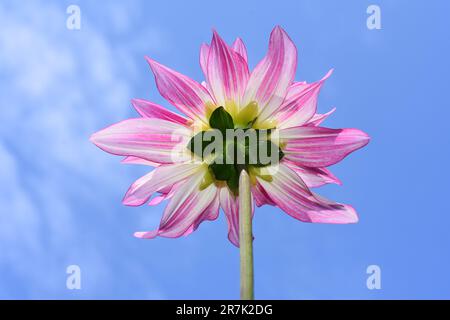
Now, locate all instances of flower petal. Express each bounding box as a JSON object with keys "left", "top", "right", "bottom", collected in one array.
[
  {"left": 243, "top": 26, "right": 297, "bottom": 122},
  {"left": 252, "top": 181, "right": 276, "bottom": 207},
  {"left": 219, "top": 187, "right": 240, "bottom": 247},
  {"left": 148, "top": 194, "right": 168, "bottom": 206},
  {"left": 305, "top": 107, "right": 336, "bottom": 127},
  {"left": 232, "top": 37, "right": 248, "bottom": 63},
  {"left": 131, "top": 98, "right": 189, "bottom": 125},
  {"left": 122, "top": 162, "right": 201, "bottom": 206},
  {"left": 199, "top": 43, "right": 210, "bottom": 76},
  {"left": 275, "top": 69, "right": 333, "bottom": 129},
  {"left": 184, "top": 191, "right": 220, "bottom": 236},
  {"left": 200, "top": 38, "right": 248, "bottom": 80},
  {"left": 121, "top": 156, "right": 159, "bottom": 166},
  {"left": 159, "top": 170, "right": 217, "bottom": 236},
  {"left": 309, "top": 193, "right": 359, "bottom": 223},
  {"left": 280, "top": 126, "right": 370, "bottom": 167},
  {"left": 283, "top": 159, "right": 341, "bottom": 188},
  {"left": 219, "top": 187, "right": 254, "bottom": 247},
  {"left": 207, "top": 31, "right": 249, "bottom": 106},
  {"left": 90, "top": 118, "right": 192, "bottom": 164},
  {"left": 257, "top": 164, "right": 358, "bottom": 223},
  {"left": 148, "top": 180, "right": 185, "bottom": 206},
  {"left": 135, "top": 170, "right": 219, "bottom": 239},
  {"left": 145, "top": 57, "right": 214, "bottom": 121}
]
